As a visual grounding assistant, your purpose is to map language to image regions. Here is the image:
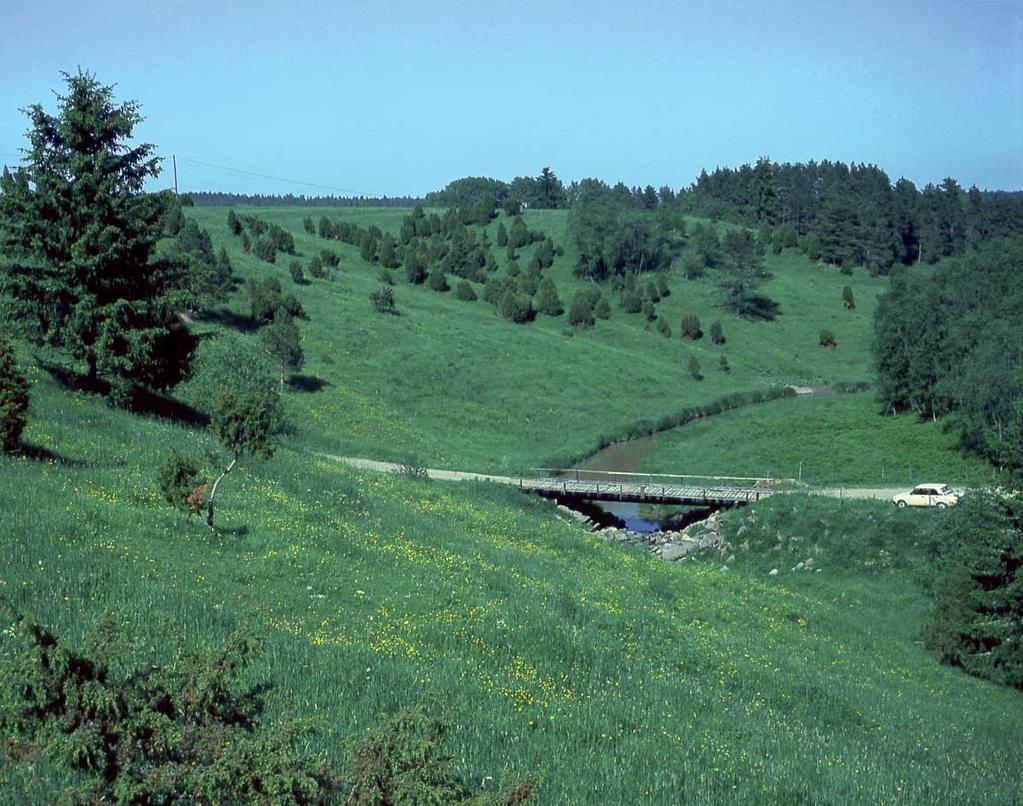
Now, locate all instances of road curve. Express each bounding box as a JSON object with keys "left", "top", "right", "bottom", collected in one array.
[{"left": 316, "top": 454, "right": 909, "bottom": 503}]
